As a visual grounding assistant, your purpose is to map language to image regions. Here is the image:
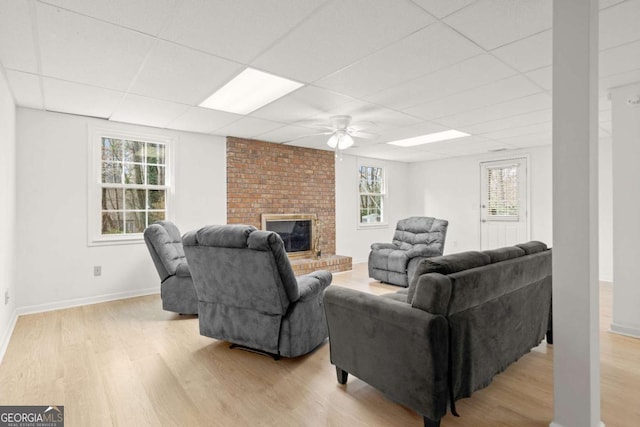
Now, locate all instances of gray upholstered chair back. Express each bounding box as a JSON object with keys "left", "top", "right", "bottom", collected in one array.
[
  {"left": 182, "top": 224, "right": 300, "bottom": 316},
  {"left": 144, "top": 221, "right": 187, "bottom": 282},
  {"left": 392, "top": 217, "right": 448, "bottom": 254}
]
